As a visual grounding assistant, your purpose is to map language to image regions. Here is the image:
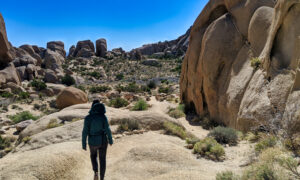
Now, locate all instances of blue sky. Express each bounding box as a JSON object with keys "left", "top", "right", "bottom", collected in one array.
[{"left": 1, "top": 0, "right": 208, "bottom": 51}]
